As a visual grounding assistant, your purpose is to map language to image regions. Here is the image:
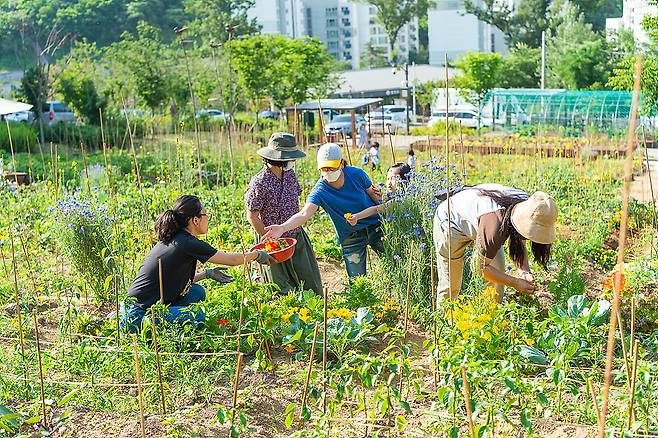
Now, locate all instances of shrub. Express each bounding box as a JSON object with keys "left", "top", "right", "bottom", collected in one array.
[
  {"left": 52, "top": 196, "right": 118, "bottom": 301},
  {"left": 0, "top": 122, "right": 39, "bottom": 153}
]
